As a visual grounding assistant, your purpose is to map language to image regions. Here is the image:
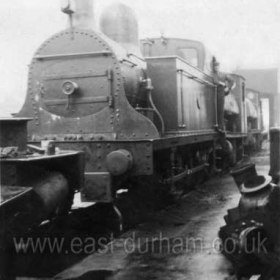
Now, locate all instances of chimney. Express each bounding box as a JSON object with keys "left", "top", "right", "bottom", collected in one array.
[{"left": 61, "top": 0, "right": 95, "bottom": 29}]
